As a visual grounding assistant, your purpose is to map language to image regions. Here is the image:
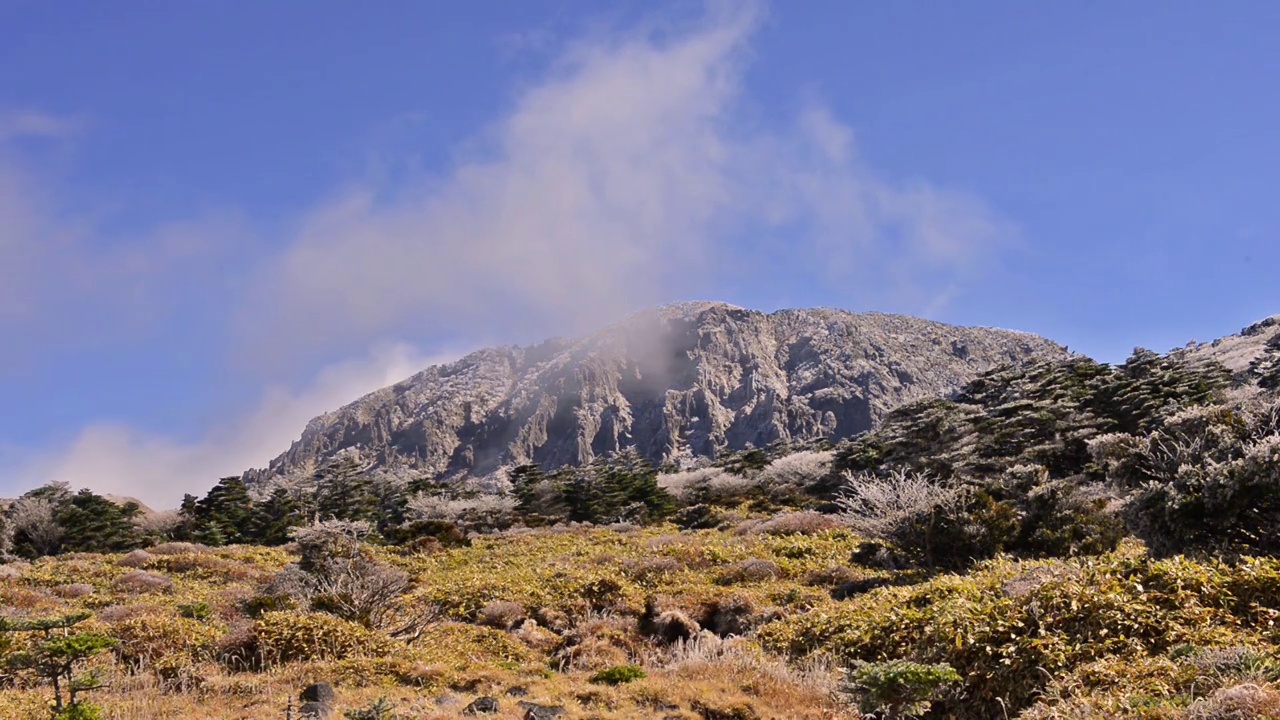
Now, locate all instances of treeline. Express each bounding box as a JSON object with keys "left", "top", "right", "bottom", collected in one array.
[
  {"left": 831, "top": 346, "right": 1280, "bottom": 568},
  {"left": 0, "top": 449, "right": 688, "bottom": 559},
  {"left": 6, "top": 344, "right": 1277, "bottom": 569}
]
